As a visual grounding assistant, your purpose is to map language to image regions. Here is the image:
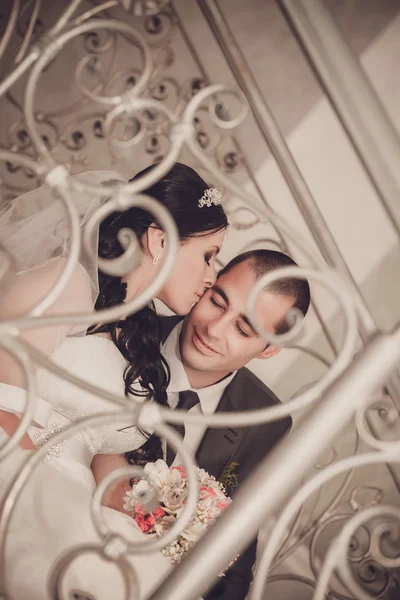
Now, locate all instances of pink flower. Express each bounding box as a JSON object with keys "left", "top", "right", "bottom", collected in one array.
[
  {"left": 200, "top": 486, "right": 216, "bottom": 499},
  {"left": 217, "top": 500, "right": 230, "bottom": 511},
  {"left": 153, "top": 506, "right": 165, "bottom": 519},
  {"left": 135, "top": 514, "right": 152, "bottom": 533},
  {"left": 172, "top": 465, "right": 186, "bottom": 479},
  {"left": 146, "top": 514, "right": 157, "bottom": 528}
]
